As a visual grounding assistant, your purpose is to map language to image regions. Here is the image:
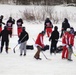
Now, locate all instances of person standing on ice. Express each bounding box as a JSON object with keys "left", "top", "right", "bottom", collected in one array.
[
  {"left": 34, "top": 31, "right": 45, "bottom": 60},
  {"left": 62, "top": 28, "right": 70, "bottom": 59},
  {"left": 18, "top": 27, "right": 29, "bottom": 56},
  {"left": 60, "top": 18, "right": 70, "bottom": 38},
  {"left": 49, "top": 26, "right": 59, "bottom": 55},
  {"left": 6, "top": 17, "right": 15, "bottom": 37},
  {"left": 67, "top": 27, "right": 75, "bottom": 61},
  {"left": 17, "top": 18, "right": 23, "bottom": 37},
  {"left": 0, "top": 26, "right": 12, "bottom": 53},
  {"left": 44, "top": 17, "right": 53, "bottom": 37},
  {"left": 0, "top": 15, "right": 5, "bottom": 32}
]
